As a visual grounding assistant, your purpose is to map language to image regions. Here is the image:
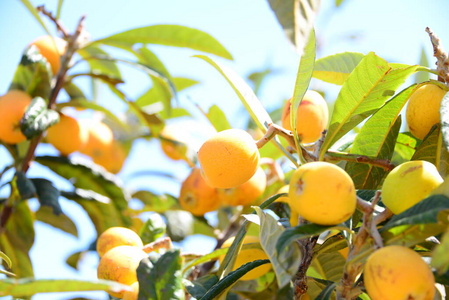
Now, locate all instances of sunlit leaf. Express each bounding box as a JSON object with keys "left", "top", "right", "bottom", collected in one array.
[
  {"left": 320, "top": 54, "right": 419, "bottom": 159},
  {"left": 18, "top": 0, "right": 51, "bottom": 38},
  {"left": 253, "top": 207, "right": 301, "bottom": 288},
  {"left": 0, "top": 278, "right": 131, "bottom": 297},
  {"left": 173, "top": 77, "right": 199, "bottom": 92},
  {"left": 92, "top": 25, "right": 232, "bottom": 60},
  {"left": 415, "top": 47, "right": 430, "bottom": 84},
  {"left": 276, "top": 223, "right": 333, "bottom": 253},
  {"left": 77, "top": 45, "right": 122, "bottom": 81},
  {"left": 291, "top": 29, "right": 316, "bottom": 159},
  {"left": 345, "top": 86, "right": 416, "bottom": 188},
  {"left": 0, "top": 201, "right": 34, "bottom": 278},
  {"left": 206, "top": 105, "right": 232, "bottom": 132},
  {"left": 391, "top": 133, "right": 419, "bottom": 165},
  {"left": 139, "top": 213, "right": 166, "bottom": 244},
  {"left": 313, "top": 52, "right": 365, "bottom": 85},
  {"left": 309, "top": 252, "right": 345, "bottom": 282},
  {"left": 411, "top": 123, "right": 449, "bottom": 177},
  {"left": 35, "top": 206, "right": 78, "bottom": 237},
  {"left": 268, "top": 0, "right": 321, "bottom": 55},
  {"left": 431, "top": 229, "right": 449, "bottom": 274},
  {"left": 440, "top": 91, "right": 449, "bottom": 151}
]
